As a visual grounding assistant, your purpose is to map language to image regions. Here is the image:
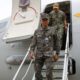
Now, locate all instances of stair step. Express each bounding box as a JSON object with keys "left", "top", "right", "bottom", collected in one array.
[
  {"left": 52, "top": 61, "right": 64, "bottom": 65},
  {"left": 42, "top": 64, "right": 63, "bottom": 69},
  {"left": 59, "top": 55, "right": 65, "bottom": 58},
  {"left": 42, "top": 69, "right": 63, "bottom": 72},
  {"left": 53, "top": 65, "right": 63, "bottom": 69},
  {"left": 42, "top": 63, "right": 64, "bottom": 71},
  {"left": 32, "top": 77, "right": 62, "bottom": 80},
  {"left": 43, "top": 77, "right": 62, "bottom": 80},
  {"left": 32, "top": 74, "right": 62, "bottom": 80},
  {"left": 42, "top": 71, "right": 63, "bottom": 78}
]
